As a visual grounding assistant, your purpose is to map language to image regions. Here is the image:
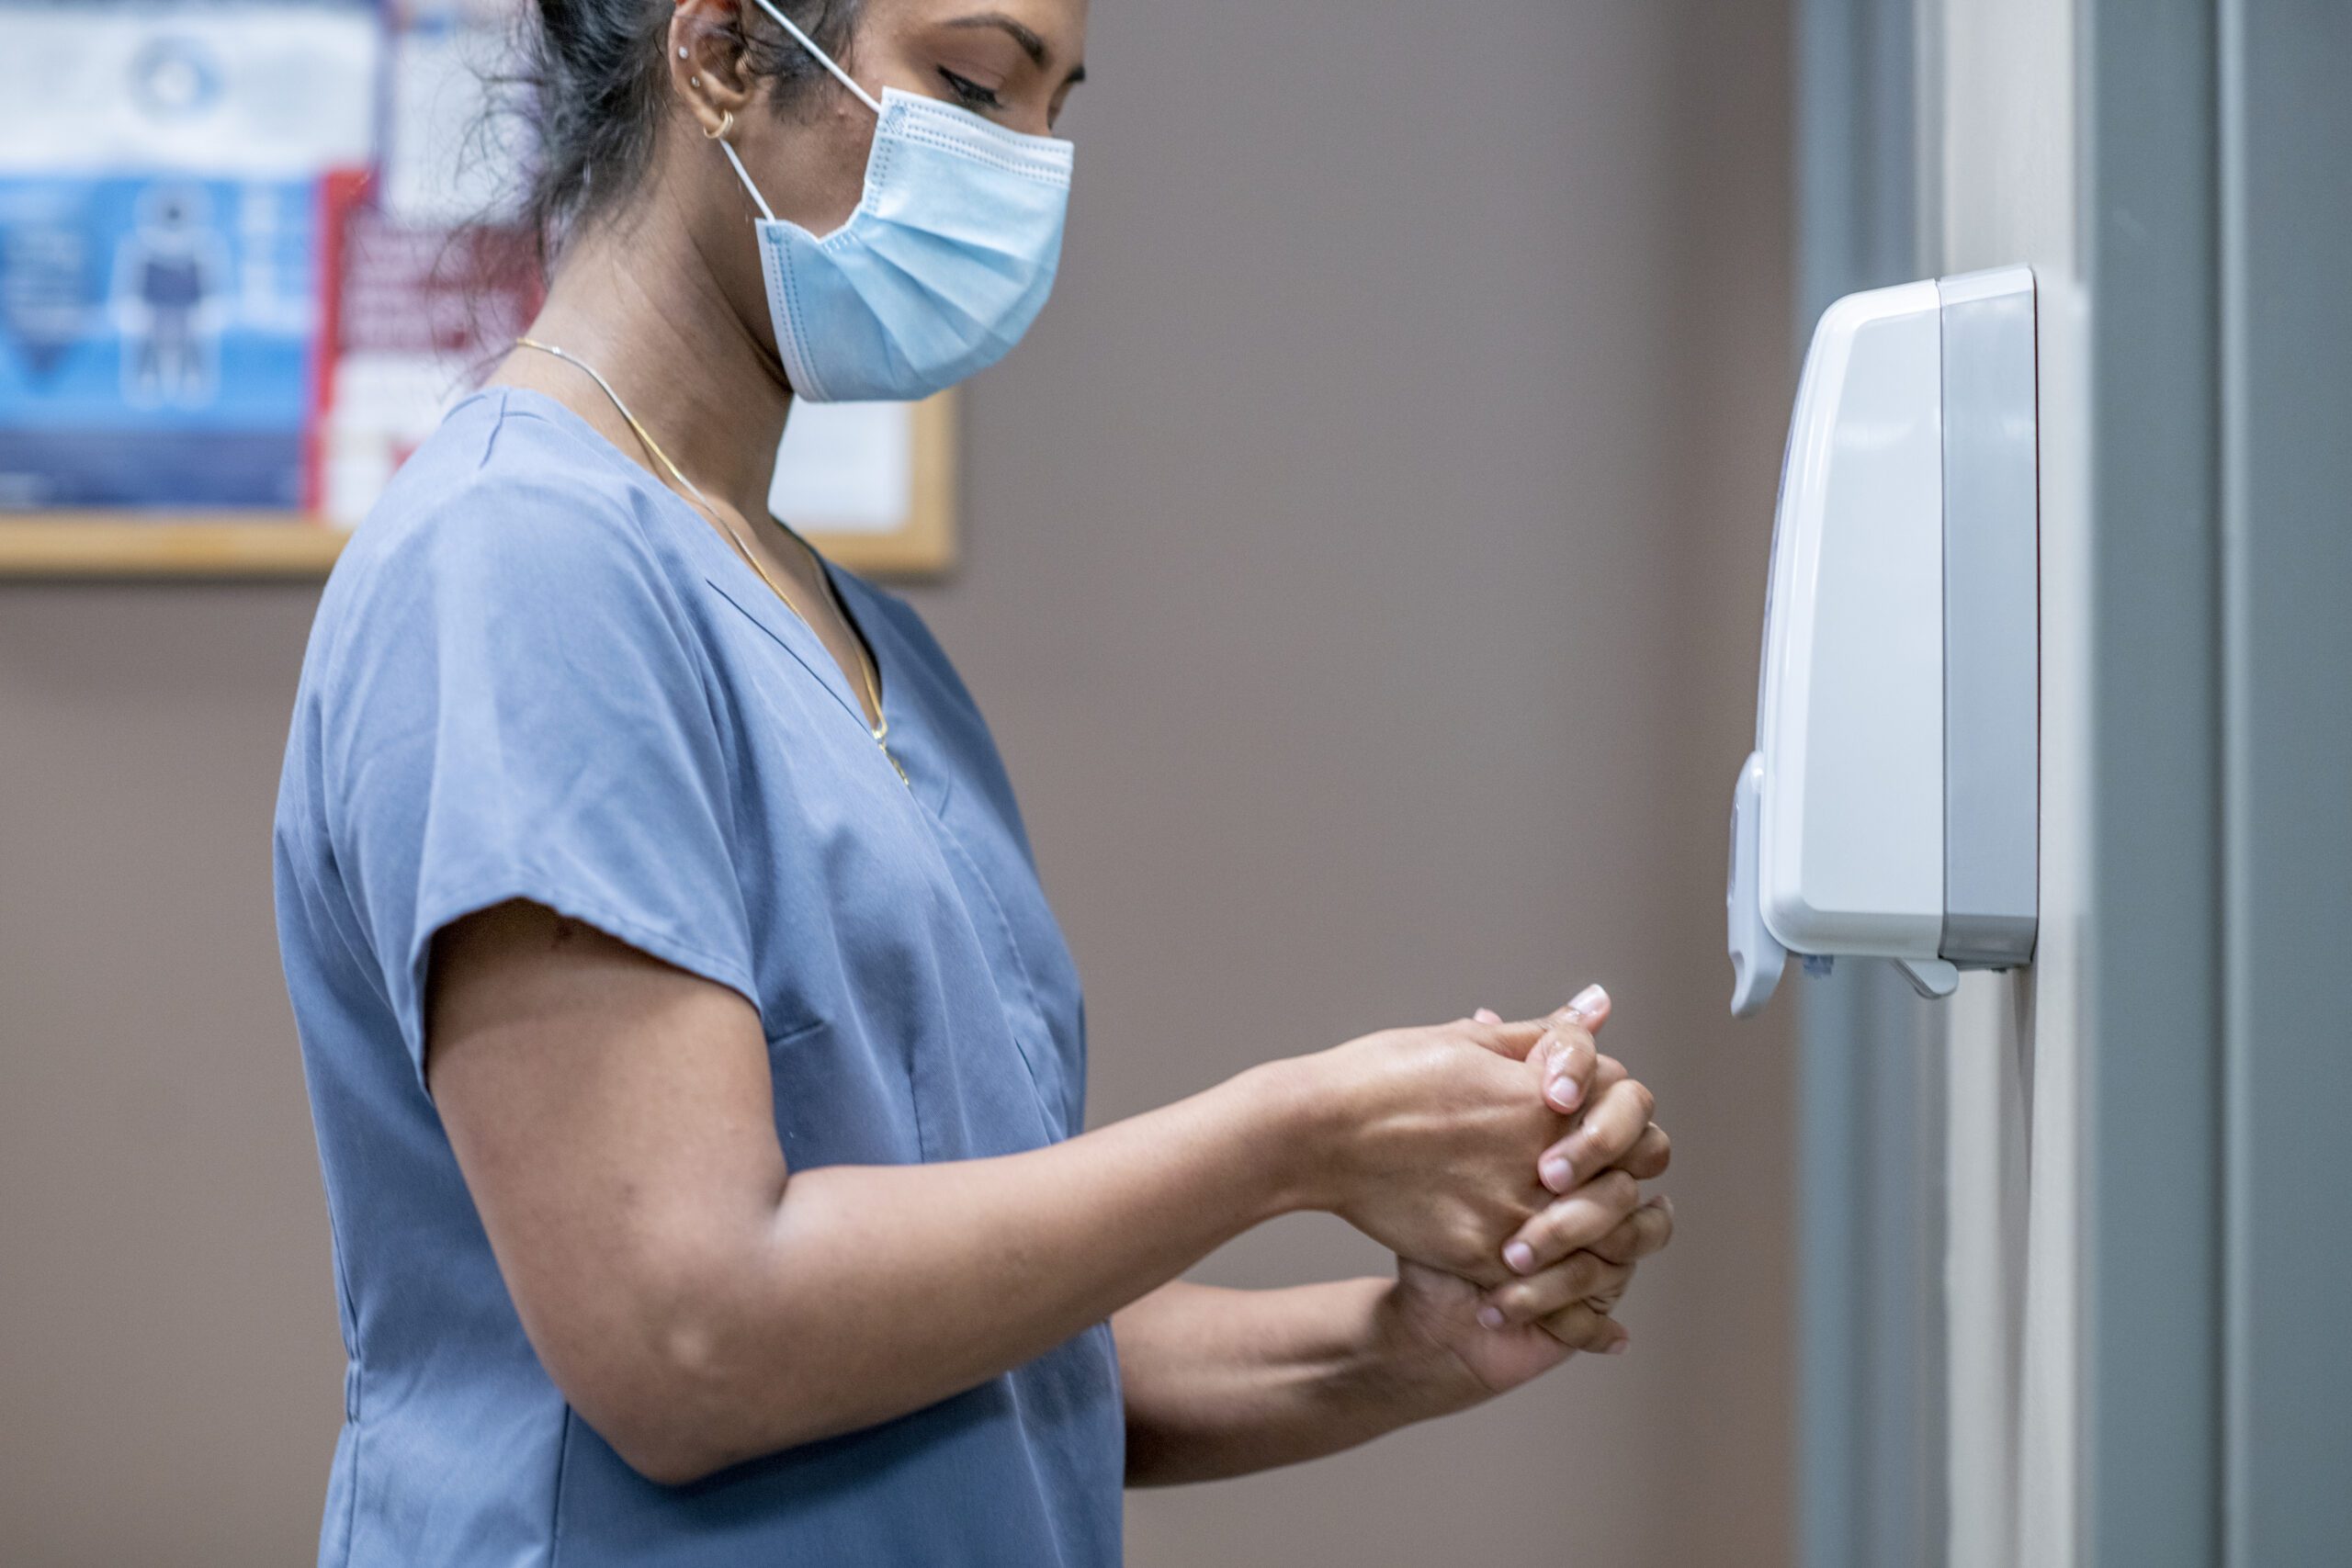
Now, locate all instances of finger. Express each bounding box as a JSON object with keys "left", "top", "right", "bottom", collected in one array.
[
  {"left": 1535, "top": 1301, "right": 1632, "bottom": 1356},
  {"left": 1536, "top": 1074, "right": 1657, "bottom": 1194},
  {"left": 1533, "top": 1025, "right": 1598, "bottom": 1114},
  {"left": 1584, "top": 1194, "right": 1675, "bottom": 1266},
  {"left": 1533, "top": 987, "right": 1609, "bottom": 1072},
  {"left": 1501, "top": 1169, "right": 1643, "bottom": 1276},
  {"left": 1567, "top": 1051, "right": 1627, "bottom": 1102},
  {"left": 1616, "top": 1123, "right": 1672, "bottom": 1181},
  {"left": 1459, "top": 1013, "right": 1592, "bottom": 1115},
  {"left": 1462, "top": 987, "right": 1596, "bottom": 1050},
  {"left": 1482, "top": 1250, "right": 1634, "bottom": 1325},
  {"left": 1458, "top": 1014, "right": 1552, "bottom": 1061}
]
